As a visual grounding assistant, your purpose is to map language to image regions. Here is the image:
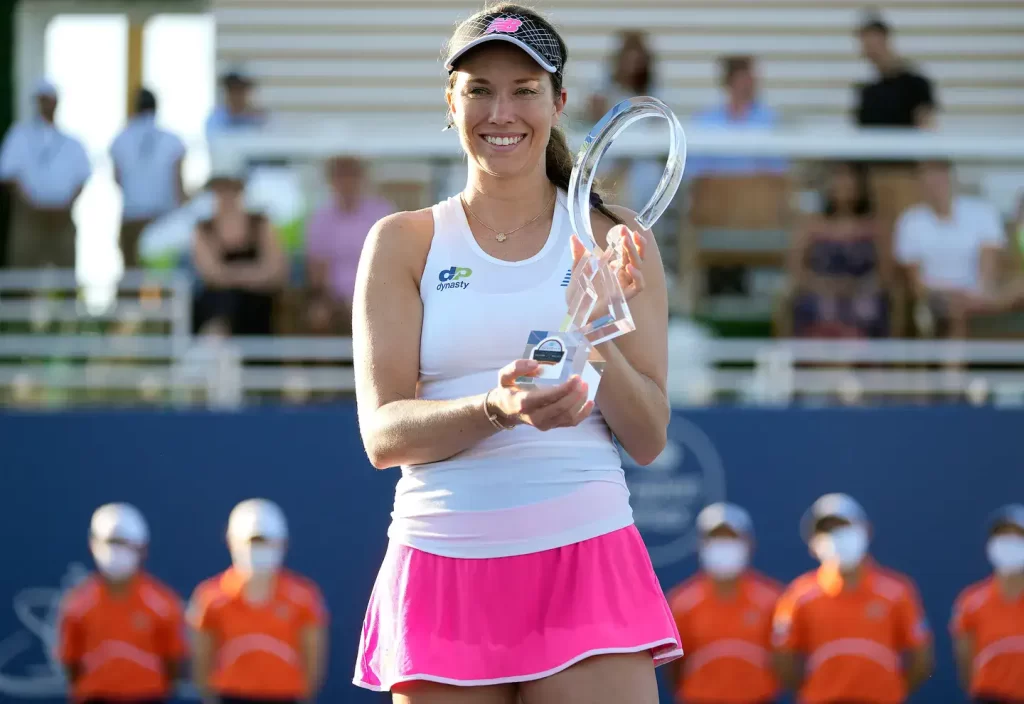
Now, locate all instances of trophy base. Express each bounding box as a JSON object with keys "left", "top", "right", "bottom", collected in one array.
[{"left": 516, "top": 330, "right": 605, "bottom": 403}]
